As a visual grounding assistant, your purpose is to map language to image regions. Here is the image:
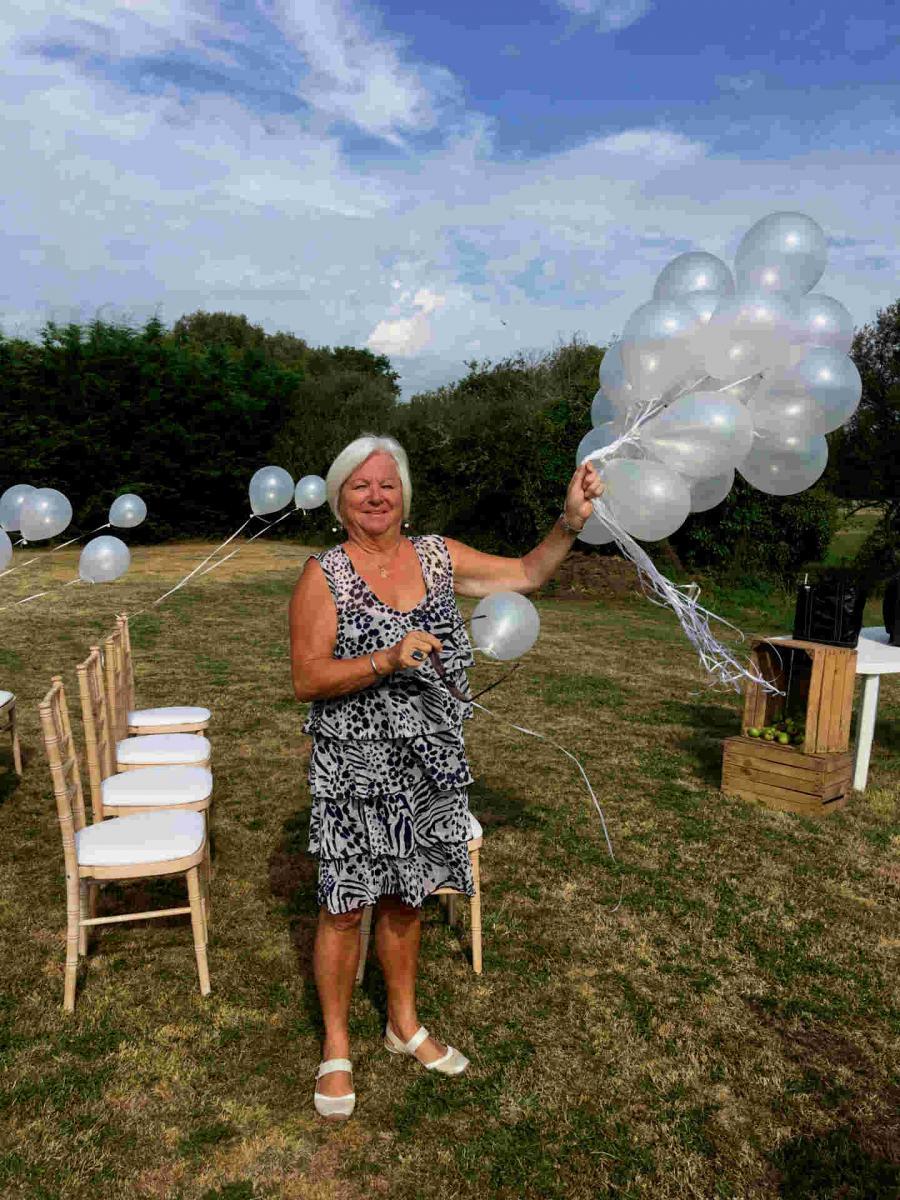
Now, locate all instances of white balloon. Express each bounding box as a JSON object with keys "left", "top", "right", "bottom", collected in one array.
[
  {"left": 591, "top": 387, "right": 618, "bottom": 427},
  {"left": 619, "top": 299, "right": 702, "bottom": 399},
  {"left": 641, "top": 392, "right": 754, "bottom": 478},
  {"left": 471, "top": 592, "right": 540, "bottom": 661},
  {"left": 0, "top": 483, "right": 36, "bottom": 533},
  {"left": 109, "top": 493, "right": 147, "bottom": 528},
  {"left": 577, "top": 513, "right": 616, "bottom": 546},
  {"left": 576, "top": 423, "right": 619, "bottom": 467},
  {"left": 600, "top": 459, "right": 692, "bottom": 542},
  {"left": 700, "top": 291, "right": 796, "bottom": 381},
  {"left": 653, "top": 251, "right": 734, "bottom": 301},
  {"left": 680, "top": 290, "right": 725, "bottom": 326},
  {"left": 79, "top": 535, "right": 131, "bottom": 583},
  {"left": 0, "top": 529, "right": 12, "bottom": 571},
  {"left": 734, "top": 212, "right": 828, "bottom": 296},
  {"left": 699, "top": 373, "right": 764, "bottom": 405},
  {"left": 789, "top": 293, "right": 854, "bottom": 359},
  {"left": 294, "top": 475, "right": 327, "bottom": 510},
  {"left": 249, "top": 466, "right": 294, "bottom": 516},
  {"left": 19, "top": 488, "right": 73, "bottom": 542},
  {"left": 690, "top": 470, "right": 734, "bottom": 513},
  {"left": 738, "top": 432, "right": 828, "bottom": 496},
  {"left": 749, "top": 372, "right": 820, "bottom": 438},
  {"left": 793, "top": 347, "right": 862, "bottom": 434},
  {"left": 598, "top": 342, "right": 635, "bottom": 414}
]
